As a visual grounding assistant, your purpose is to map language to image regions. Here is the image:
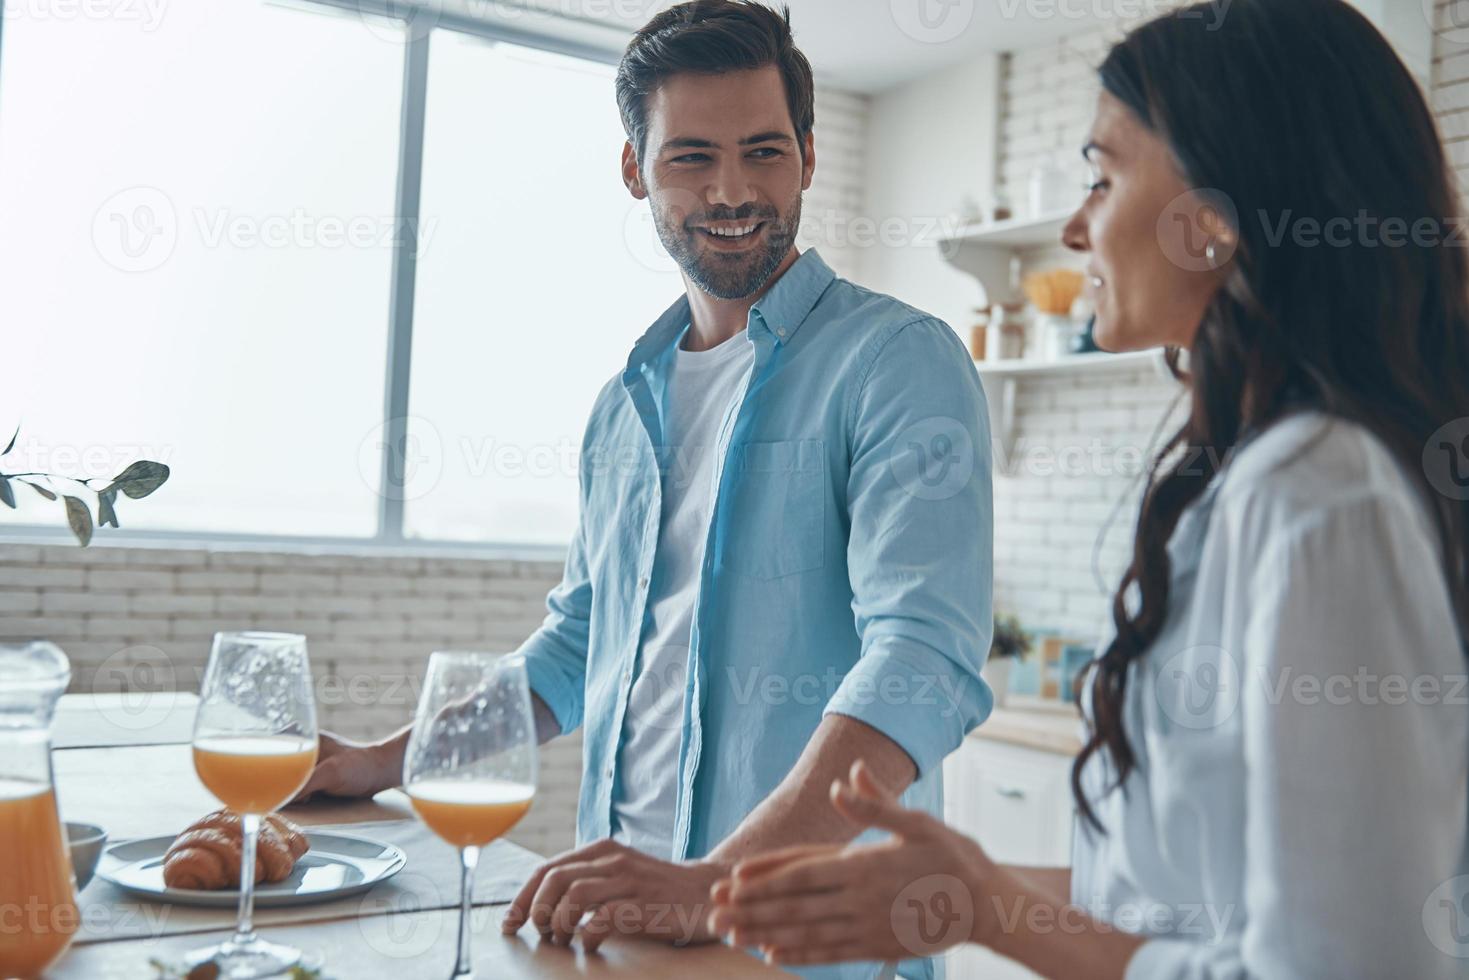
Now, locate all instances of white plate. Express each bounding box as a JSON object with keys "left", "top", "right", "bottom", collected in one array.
[{"left": 96, "top": 830, "right": 407, "bottom": 908}]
